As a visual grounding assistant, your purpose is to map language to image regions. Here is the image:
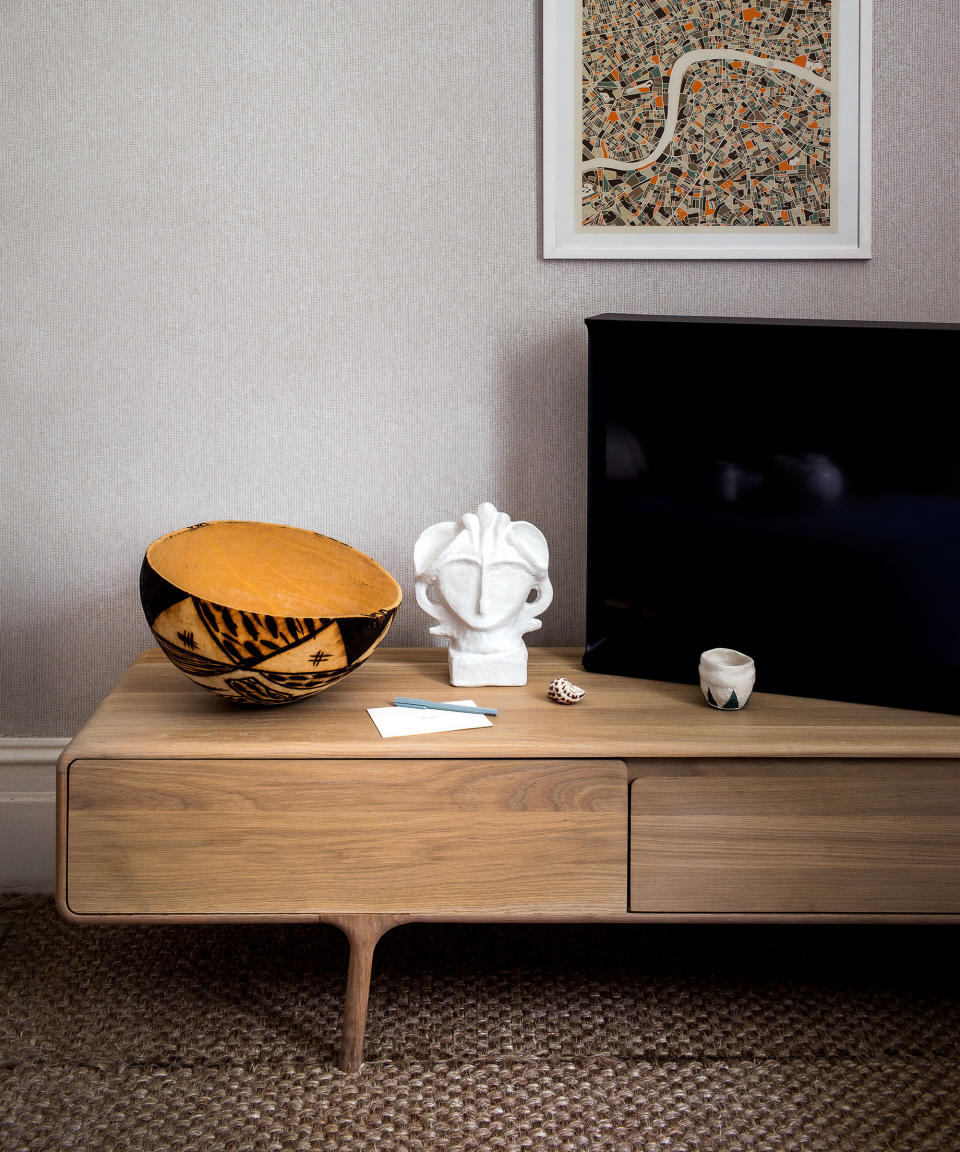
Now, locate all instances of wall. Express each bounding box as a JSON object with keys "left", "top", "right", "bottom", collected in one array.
[{"left": 3, "top": 0, "right": 958, "bottom": 738}]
